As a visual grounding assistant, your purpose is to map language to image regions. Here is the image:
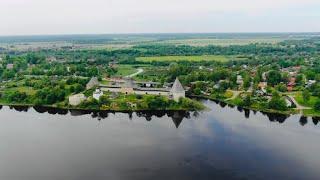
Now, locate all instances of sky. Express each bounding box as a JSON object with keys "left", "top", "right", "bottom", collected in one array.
[{"left": 0, "top": 0, "right": 320, "bottom": 35}]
